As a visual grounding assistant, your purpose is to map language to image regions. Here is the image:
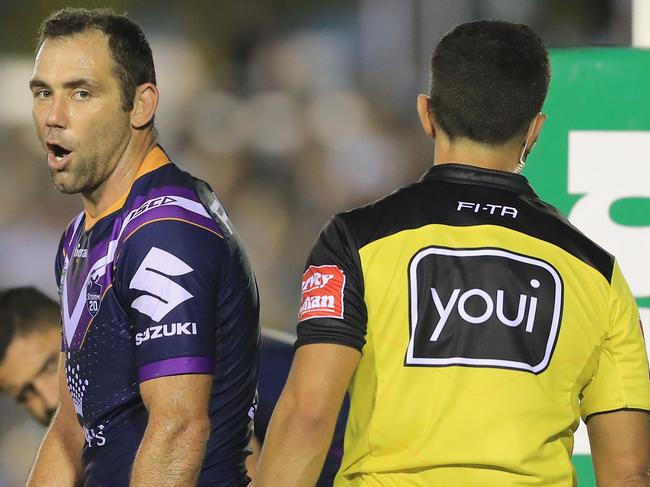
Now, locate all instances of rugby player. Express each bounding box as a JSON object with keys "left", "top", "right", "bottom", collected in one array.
[
  {"left": 0, "top": 287, "right": 60, "bottom": 426},
  {"left": 27, "top": 8, "right": 259, "bottom": 486},
  {"left": 1, "top": 286, "right": 344, "bottom": 484},
  {"left": 256, "top": 20, "right": 650, "bottom": 486}
]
